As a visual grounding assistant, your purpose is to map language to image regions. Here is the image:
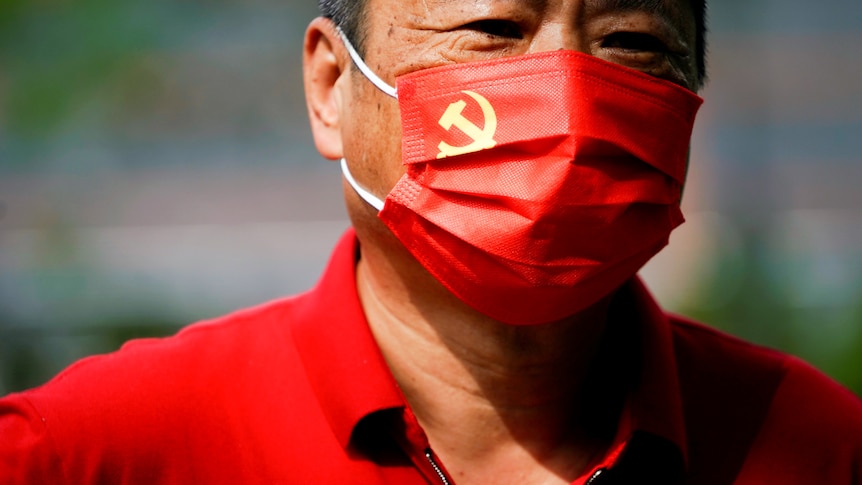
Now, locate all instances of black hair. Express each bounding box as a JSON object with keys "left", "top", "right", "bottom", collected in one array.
[
  {"left": 318, "top": 0, "right": 369, "bottom": 56},
  {"left": 319, "top": 0, "right": 707, "bottom": 87},
  {"left": 692, "top": 0, "right": 708, "bottom": 86}
]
